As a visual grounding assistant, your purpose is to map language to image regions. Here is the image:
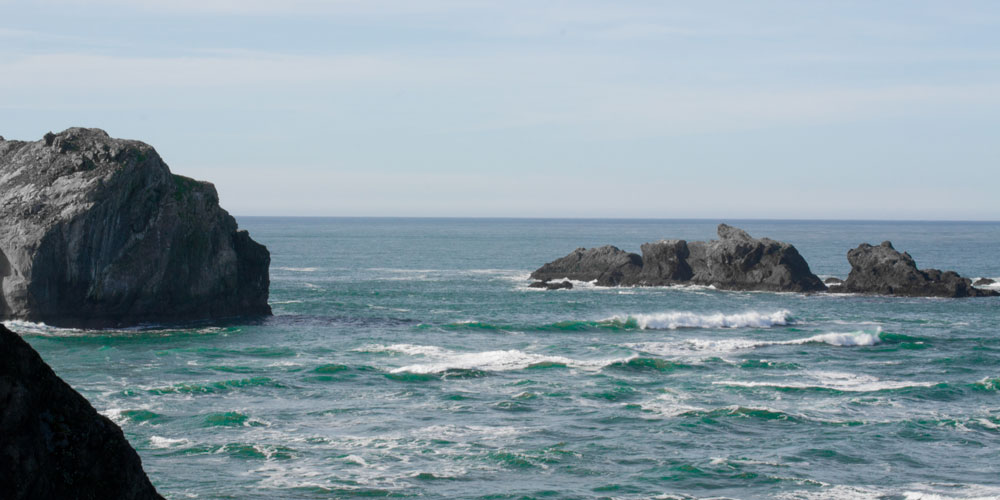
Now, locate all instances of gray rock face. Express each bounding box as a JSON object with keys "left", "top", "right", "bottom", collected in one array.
[
  {"left": 530, "top": 245, "right": 642, "bottom": 286},
  {"left": 840, "top": 241, "right": 996, "bottom": 298},
  {"left": 0, "top": 323, "right": 164, "bottom": 499},
  {"left": 530, "top": 224, "right": 825, "bottom": 292},
  {"left": 0, "top": 128, "right": 271, "bottom": 327}
]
